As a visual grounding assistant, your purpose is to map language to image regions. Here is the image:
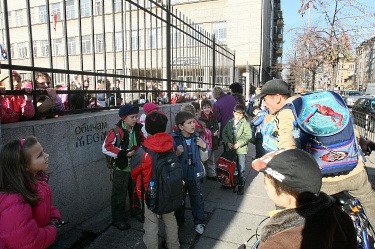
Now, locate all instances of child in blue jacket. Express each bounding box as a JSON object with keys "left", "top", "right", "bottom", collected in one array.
[{"left": 170, "top": 111, "right": 209, "bottom": 235}]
